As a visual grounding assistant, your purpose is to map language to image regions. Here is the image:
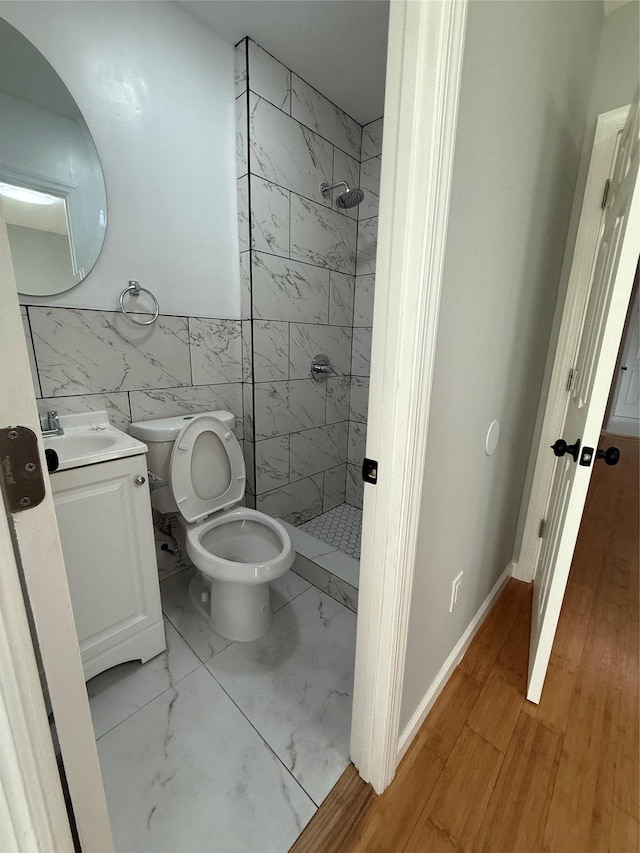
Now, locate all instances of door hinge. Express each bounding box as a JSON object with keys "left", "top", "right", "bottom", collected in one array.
[
  {"left": 0, "top": 426, "right": 46, "bottom": 513},
  {"left": 601, "top": 178, "right": 611, "bottom": 209},
  {"left": 566, "top": 368, "right": 575, "bottom": 391},
  {"left": 538, "top": 518, "right": 547, "bottom": 539}
]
